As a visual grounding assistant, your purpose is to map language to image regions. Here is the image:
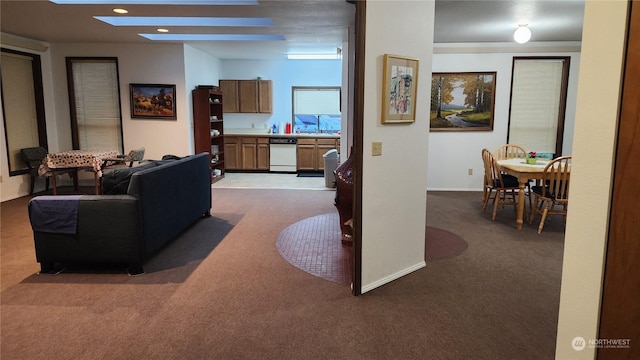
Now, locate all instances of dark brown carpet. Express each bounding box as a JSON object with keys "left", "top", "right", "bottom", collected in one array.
[{"left": 1, "top": 189, "right": 565, "bottom": 360}]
